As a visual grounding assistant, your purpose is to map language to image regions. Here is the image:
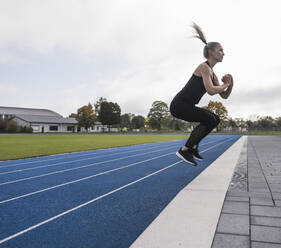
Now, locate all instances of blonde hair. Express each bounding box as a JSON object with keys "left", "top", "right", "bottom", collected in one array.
[{"left": 191, "top": 22, "right": 220, "bottom": 59}]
